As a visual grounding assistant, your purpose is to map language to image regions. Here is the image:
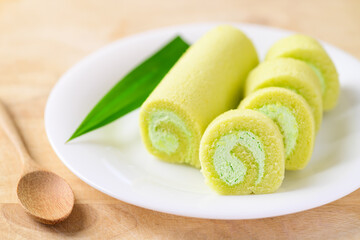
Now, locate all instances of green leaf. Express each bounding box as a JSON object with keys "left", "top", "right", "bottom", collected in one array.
[{"left": 68, "top": 36, "right": 190, "bottom": 142}]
